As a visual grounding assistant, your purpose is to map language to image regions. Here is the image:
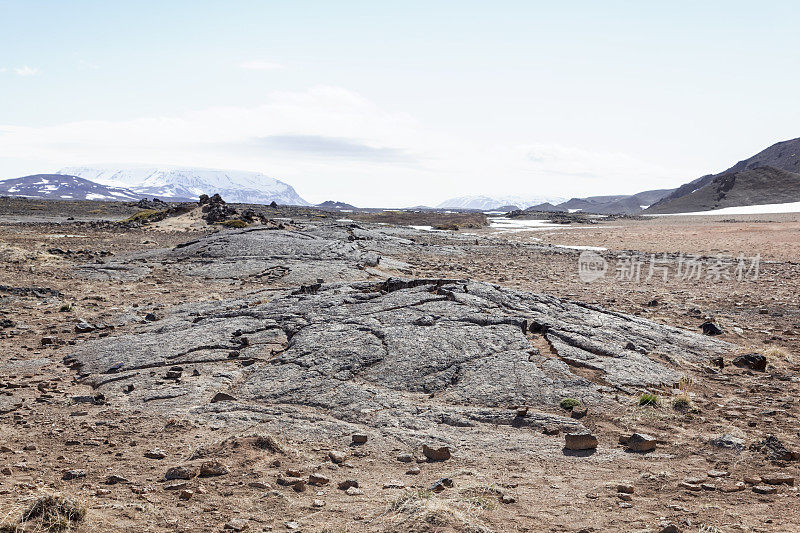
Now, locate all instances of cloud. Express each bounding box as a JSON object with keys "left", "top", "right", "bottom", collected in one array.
[
  {"left": 239, "top": 60, "right": 284, "bottom": 71},
  {"left": 0, "top": 85, "right": 688, "bottom": 206},
  {"left": 14, "top": 66, "right": 40, "bottom": 76},
  {"left": 252, "top": 135, "right": 413, "bottom": 162}
]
